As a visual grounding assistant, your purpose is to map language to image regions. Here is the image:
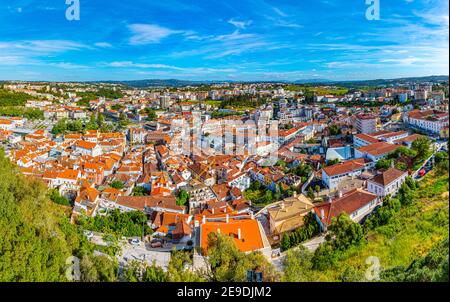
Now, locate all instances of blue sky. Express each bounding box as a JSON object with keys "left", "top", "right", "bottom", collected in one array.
[{"left": 0, "top": 0, "right": 448, "bottom": 81}]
